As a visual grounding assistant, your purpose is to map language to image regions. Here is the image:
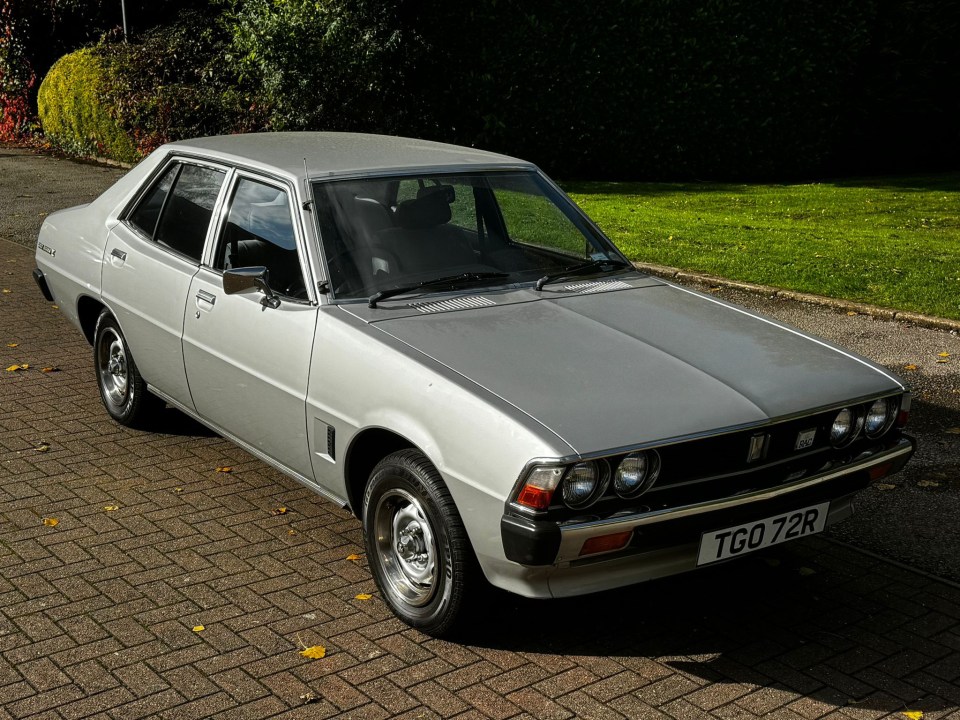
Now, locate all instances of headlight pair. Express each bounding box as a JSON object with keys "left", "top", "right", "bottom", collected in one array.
[
  {"left": 830, "top": 397, "right": 897, "bottom": 447},
  {"left": 516, "top": 450, "right": 661, "bottom": 512}
]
